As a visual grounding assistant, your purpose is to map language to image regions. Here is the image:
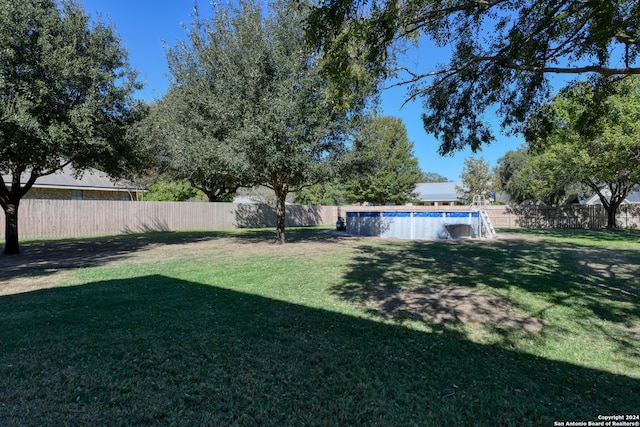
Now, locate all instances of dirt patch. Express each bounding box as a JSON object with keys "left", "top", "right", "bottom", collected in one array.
[
  {"left": 575, "top": 248, "right": 640, "bottom": 295},
  {"left": 0, "top": 271, "right": 73, "bottom": 296},
  {"left": 362, "top": 284, "right": 544, "bottom": 333},
  {"left": 0, "top": 231, "right": 348, "bottom": 296}
]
